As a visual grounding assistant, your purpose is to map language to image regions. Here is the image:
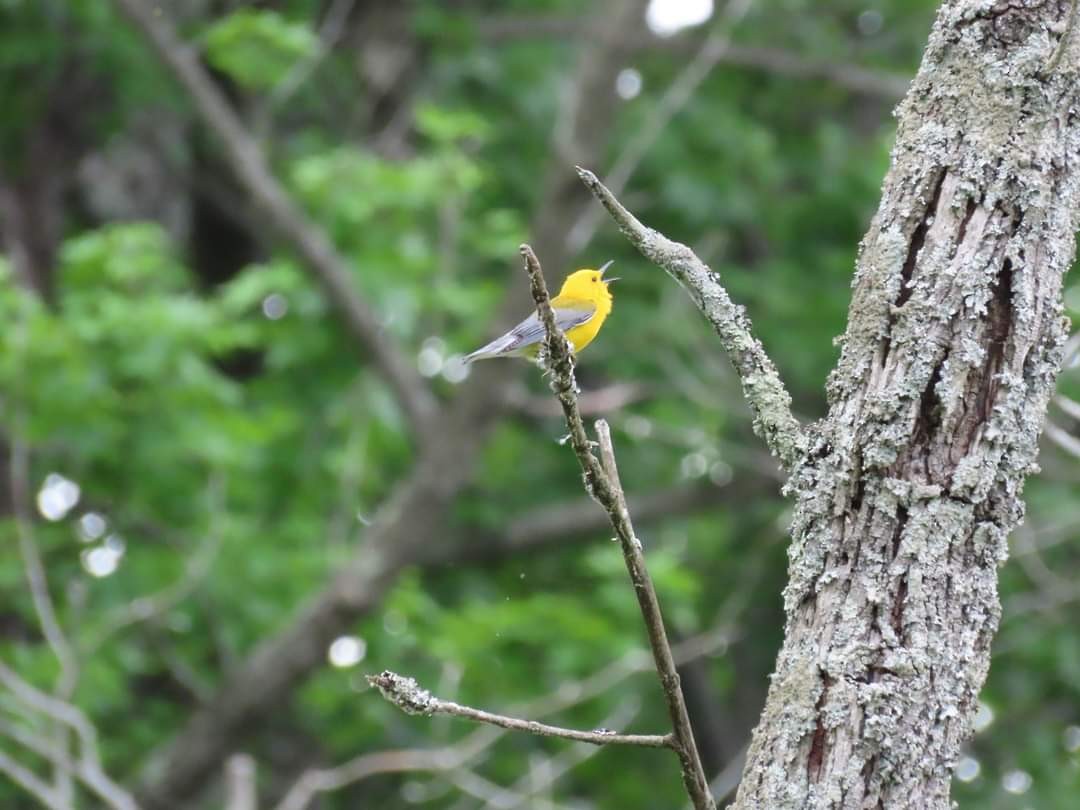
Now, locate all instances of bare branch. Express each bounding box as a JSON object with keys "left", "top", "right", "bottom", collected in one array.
[
  {"left": 0, "top": 719, "right": 139, "bottom": 810},
  {"left": 475, "top": 480, "right": 727, "bottom": 560},
  {"left": 576, "top": 169, "right": 807, "bottom": 471},
  {"left": 110, "top": 0, "right": 436, "bottom": 436},
  {"left": 0, "top": 662, "right": 102, "bottom": 772},
  {"left": 9, "top": 439, "right": 77, "bottom": 694},
  {"left": 0, "top": 749, "right": 73, "bottom": 810},
  {"left": 9, "top": 434, "right": 80, "bottom": 802},
  {"left": 0, "top": 184, "right": 50, "bottom": 299},
  {"left": 592, "top": 420, "right": 717, "bottom": 809},
  {"left": 256, "top": 0, "right": 356, "bottom": 132},
  {"left": 708, "top": 741, "right": 749, "bottom": 804},
  {"left": 273, "top": 732, "right": 500, "bottom": 810},
  {"left": 498, "top": 699, "right": 642, "bottom": 809},
  {"left": 1044, "top": 420, "right": 1080, "bottom": 459},
  {"left": 86, "top": 475, "right": 226, "bottom": 653},
  {"left": 475, "top": 16, "right": 911, "bottom": 100},
  {"left": 718, "top": 44, "right": 909, "bottom": 99},
  {"left": 224, "top": 754, "right": 257, "bottom": 810},
  {"left": 280, "top": 623, "right": 735, "bottom": 810},
  {"left": 520, "top": 244, "right": 715, "bottom": 810},
  {"left": 1054, "top": 393, "right": 1080, "bottom": 421},
  {"left": 443, "top": 768, "right": 571, "bottom": 810},
  {"left": 368, "top": 671, "right": 672, "bottom": 749}
]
